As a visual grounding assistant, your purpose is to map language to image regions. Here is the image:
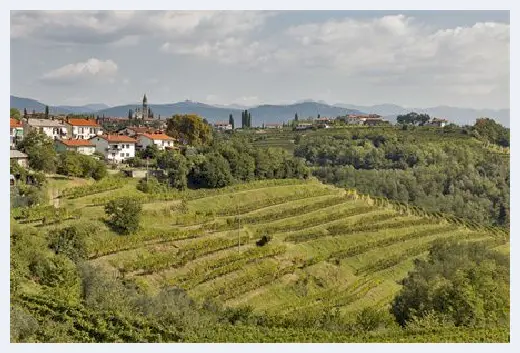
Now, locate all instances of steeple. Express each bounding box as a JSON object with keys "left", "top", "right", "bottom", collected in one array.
[{"left": 143, "top": 94, "right": 148, "bottom": 105}]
